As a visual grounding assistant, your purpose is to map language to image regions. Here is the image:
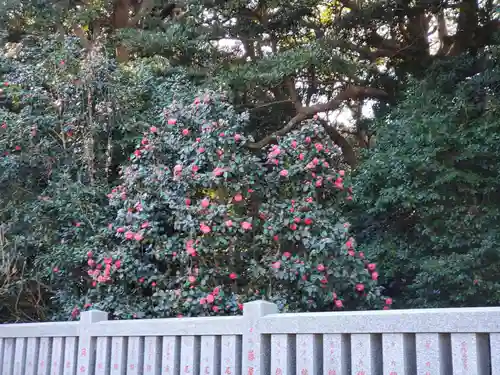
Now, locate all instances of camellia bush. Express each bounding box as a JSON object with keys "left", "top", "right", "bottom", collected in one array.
[{"left": 51, "top": 74, "right": 389, "bottom": 319}]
